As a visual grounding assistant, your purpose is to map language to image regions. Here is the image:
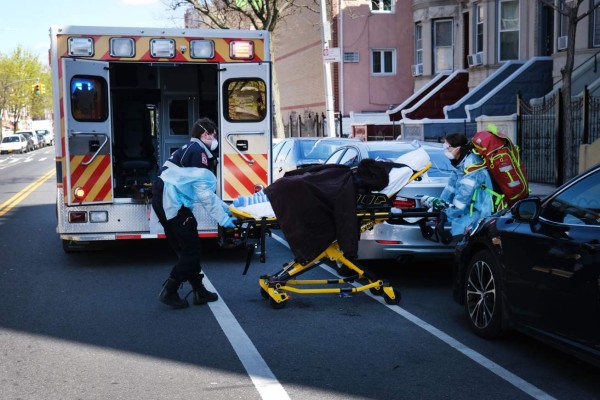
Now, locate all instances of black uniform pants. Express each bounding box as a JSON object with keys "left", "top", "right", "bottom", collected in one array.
[{"left": 152, "top": 178, "right": 202, "bottom": 283}]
